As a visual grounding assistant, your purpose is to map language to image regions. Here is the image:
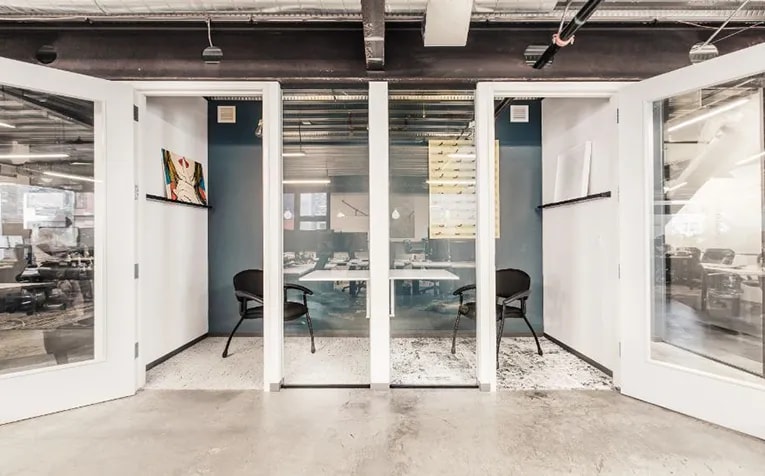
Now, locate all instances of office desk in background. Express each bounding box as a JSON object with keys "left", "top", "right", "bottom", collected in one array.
[
  {"left": 388, "top": 269, "right": 459, "bottom": 317},
  {"left": 300, "top": 269, "right": 371, "bottom": 317}
]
